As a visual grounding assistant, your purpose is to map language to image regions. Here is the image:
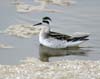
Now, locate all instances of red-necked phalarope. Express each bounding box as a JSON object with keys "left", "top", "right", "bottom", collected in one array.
[{"left": 33, "top": 16, "right": 90, "bottom": 48}]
